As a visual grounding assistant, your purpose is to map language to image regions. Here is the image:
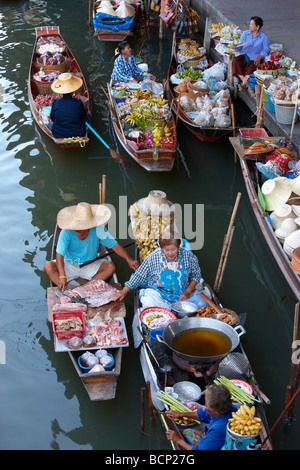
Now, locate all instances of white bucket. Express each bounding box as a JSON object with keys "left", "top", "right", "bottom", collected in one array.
[
  {"left": 138, "top": 63, "right": 148, "bottom": 73},
  {"left": 275, "top": 103, "right": 298, "bottom": 125}
]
